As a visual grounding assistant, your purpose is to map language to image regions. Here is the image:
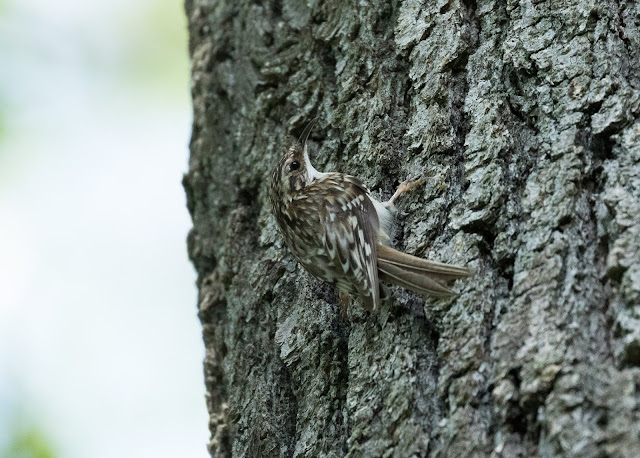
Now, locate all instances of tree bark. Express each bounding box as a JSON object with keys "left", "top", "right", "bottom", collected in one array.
[{"left": 183, "top": 0, "right": 640, "bottom": 456}]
